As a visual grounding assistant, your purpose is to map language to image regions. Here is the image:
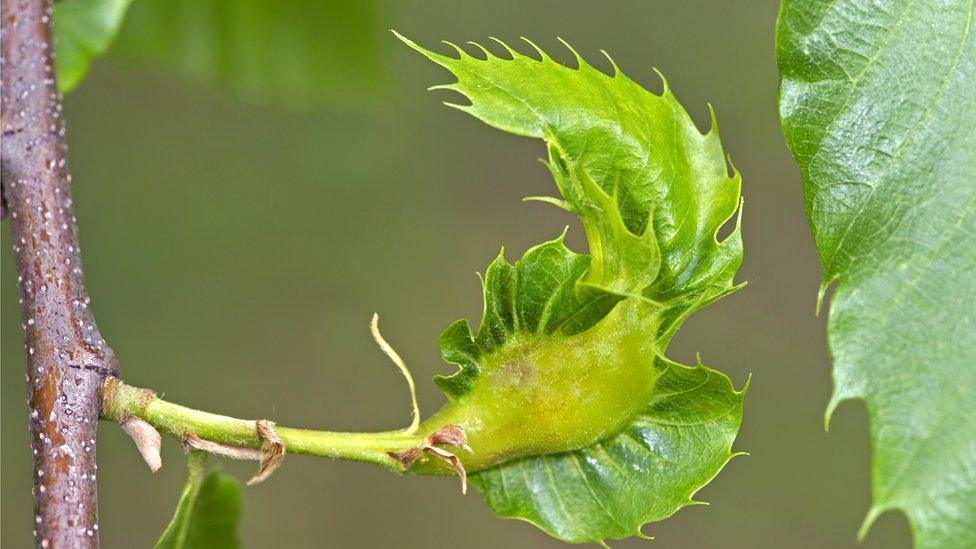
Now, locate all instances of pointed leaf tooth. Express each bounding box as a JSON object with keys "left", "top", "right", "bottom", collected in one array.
[
  {"left": 651, "top": 67, "right": 670, "bottom": 96},
  {"left": 442, "top": 101, "right": 475, "bottom": 114},
  {"left": 466, "top": 40, "right": 492, "bottom": 59},
  {"left": 440, "top": 39, "right": 469, "bottom": 59},
  {"left": 427, "top": 83, "right": 459, "bottom": 92},
  {"left": 556, "top": 37, "right": 589, "bottom": 69},
  {"left": 599, "top": 49, "right": 621, "bottom": 76},
  {"left": 487, "top": 36, "right": 519, "bottom": 59},
  {"left": 519, "top": 37, "right": 551, "bottom": 61},
  {"left": 523, "top": 195, "right": 574, "bottom": 212}
]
